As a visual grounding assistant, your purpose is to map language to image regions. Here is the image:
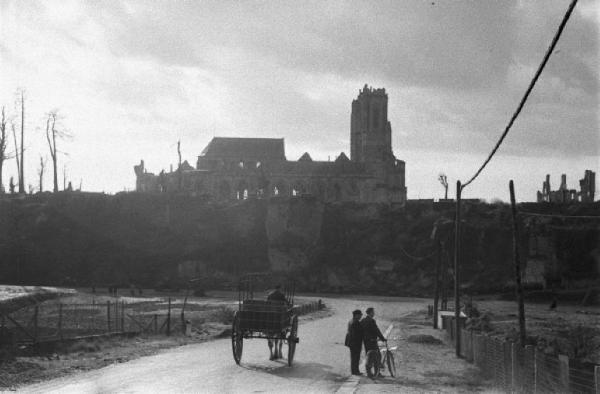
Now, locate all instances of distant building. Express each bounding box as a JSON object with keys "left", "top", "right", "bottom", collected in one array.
[
  {"left": 536, "top": 170, "right": 596, "bottom": 203},
  {"left": 134, "top": 85, "right": 407, "bottom": 203}
]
